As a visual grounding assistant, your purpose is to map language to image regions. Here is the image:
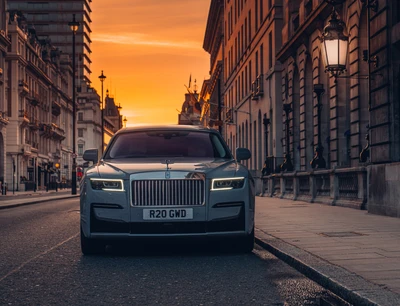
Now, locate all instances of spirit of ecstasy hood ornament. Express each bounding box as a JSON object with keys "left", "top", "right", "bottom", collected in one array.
[{"left": 161, "top": 160, "right": 174, "bottom": 179}]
